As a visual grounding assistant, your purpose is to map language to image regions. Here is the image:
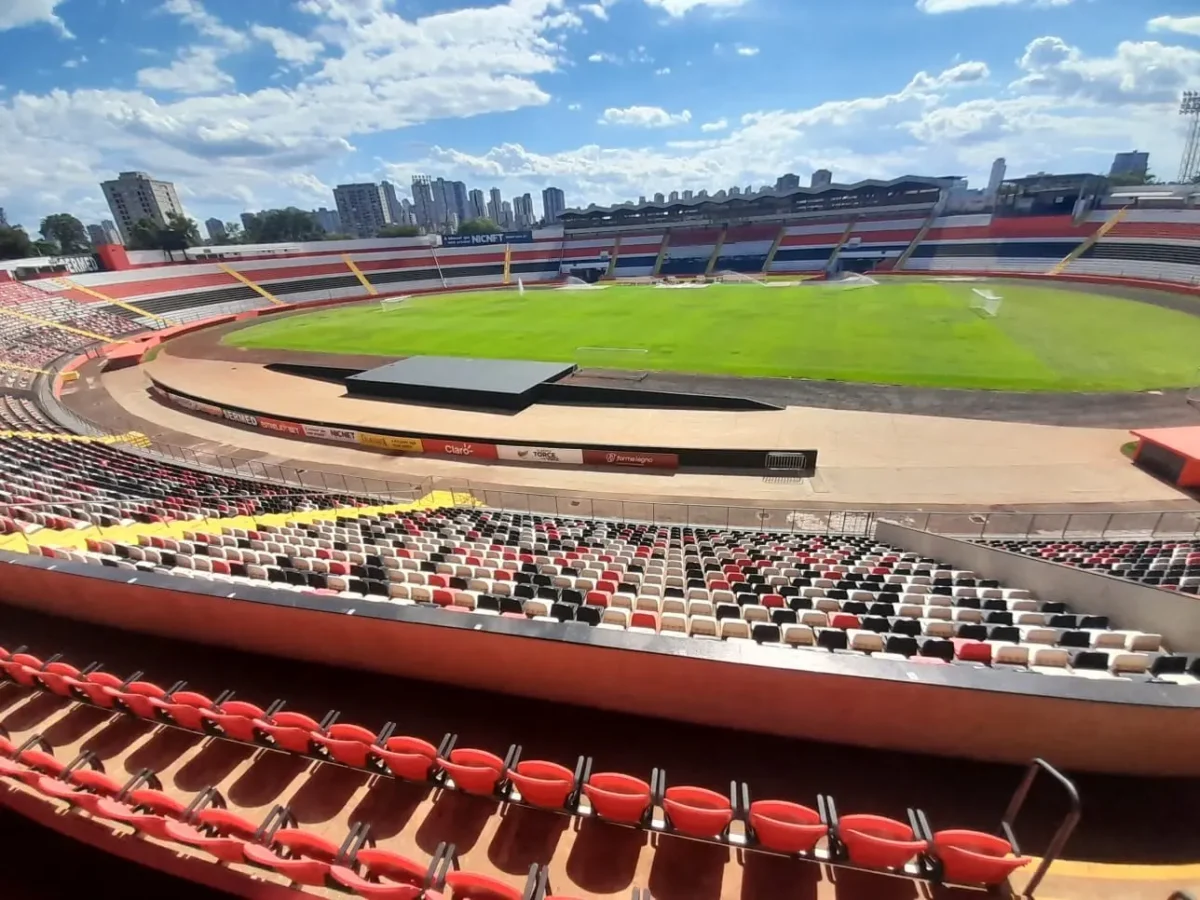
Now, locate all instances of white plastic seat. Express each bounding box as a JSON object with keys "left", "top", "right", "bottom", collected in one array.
[
  {"left": 688, "top": 615, "right": 719, "bottom": 640},
  {"left": 719, "top": 619, "right": 752, "bottom": 641},
  {"left": 742, "top": 605, "right": 769, "bottom": 624},
  {"left": 661, "top": 613, "right": 688, "bottom": 635},
  {"left": 602, "top": 608, "right": 631, "bottom": 628},
  {"left": 992, "top": 644, "right": 1029, "bottom": 667}
]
